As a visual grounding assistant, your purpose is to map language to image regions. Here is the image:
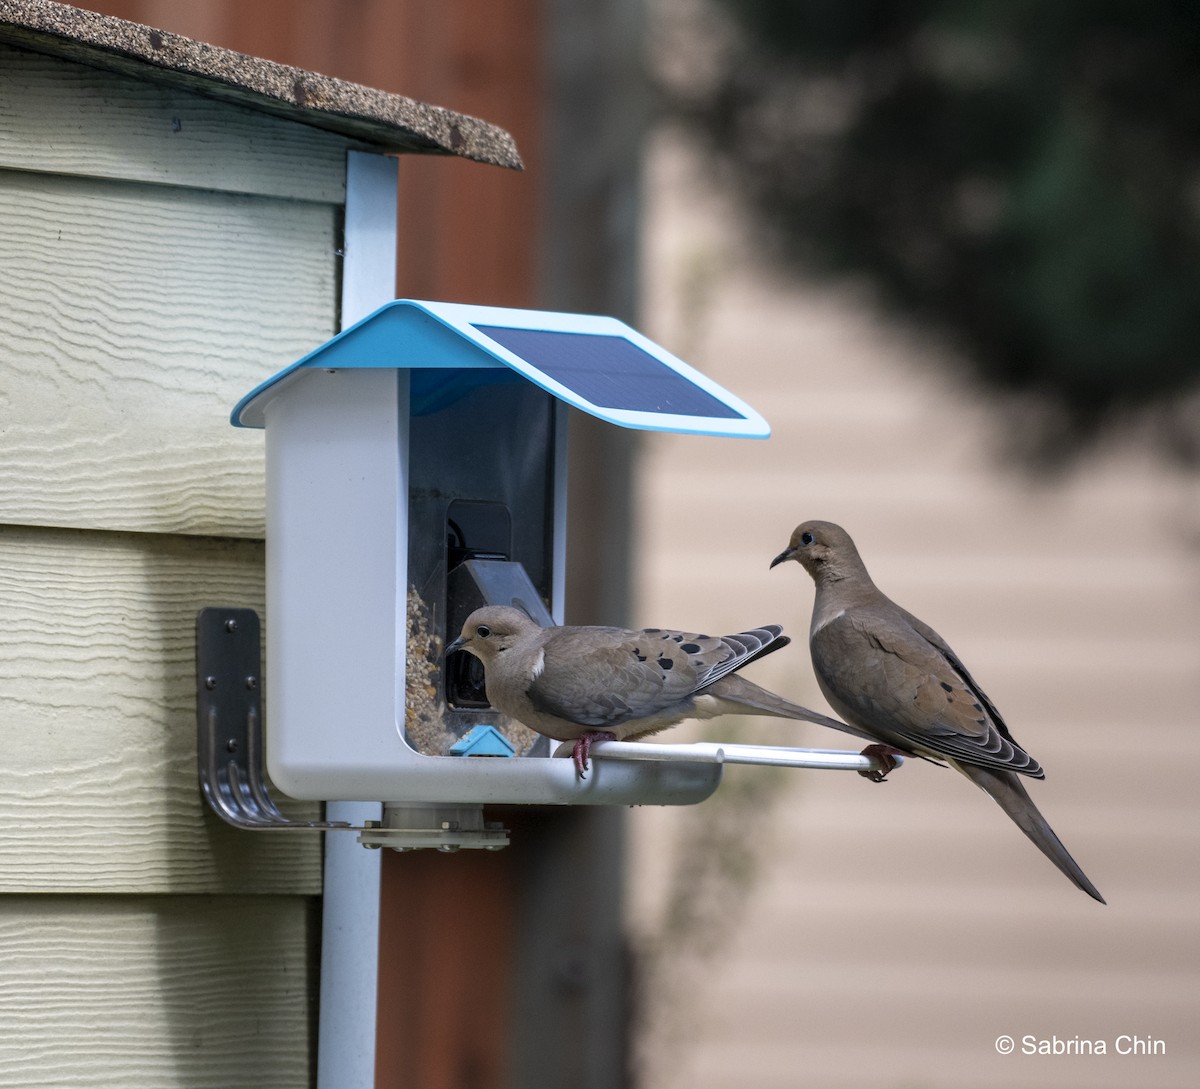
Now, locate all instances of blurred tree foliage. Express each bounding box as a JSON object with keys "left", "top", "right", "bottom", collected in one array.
[{"left": 671, "top": 1, "right": 1200, "bottom": 462}]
